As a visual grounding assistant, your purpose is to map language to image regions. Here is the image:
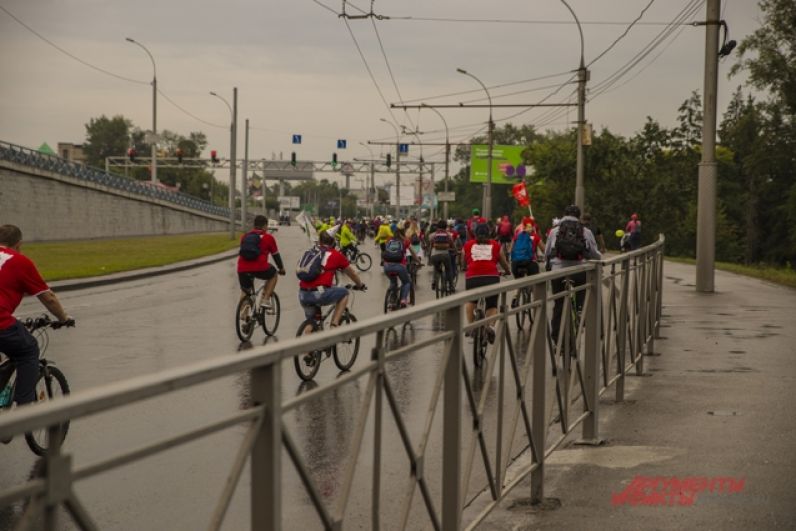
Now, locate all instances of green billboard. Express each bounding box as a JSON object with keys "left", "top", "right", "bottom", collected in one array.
[{"left": 469, "top": 144, "right": 528, "bottom": 184}]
